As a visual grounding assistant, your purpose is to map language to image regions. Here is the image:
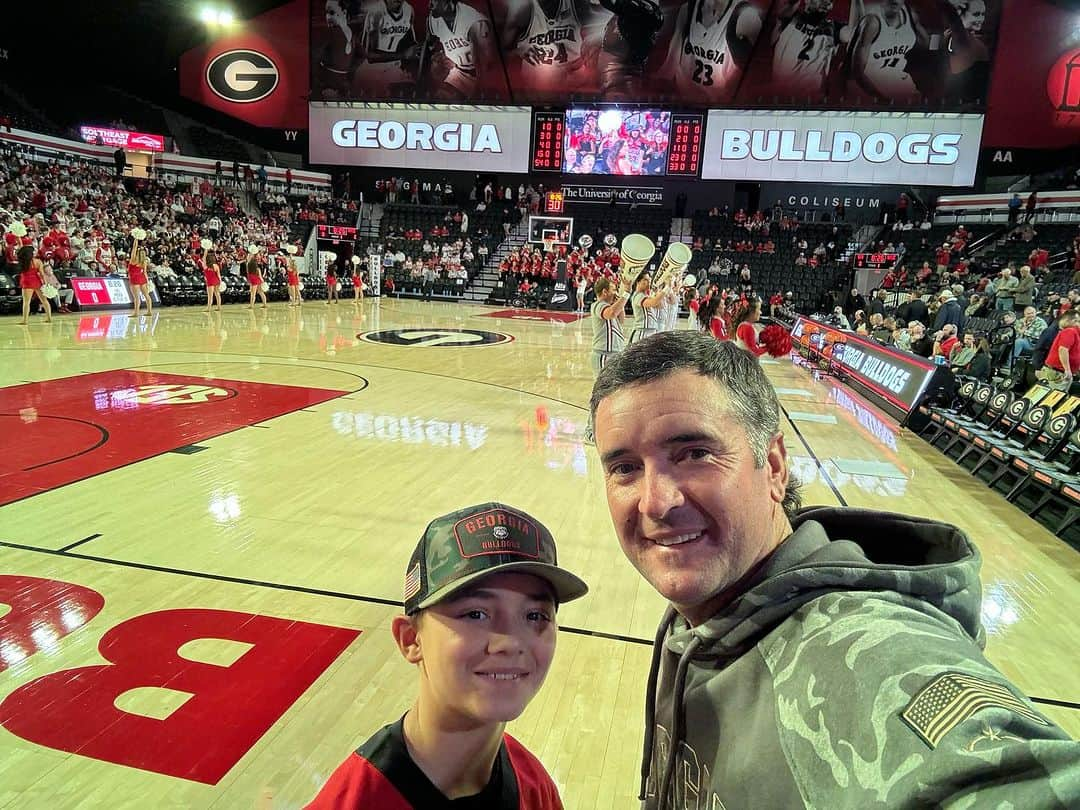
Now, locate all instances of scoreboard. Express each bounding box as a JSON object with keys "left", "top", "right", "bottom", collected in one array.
[
  {"left": 666, "top": 114, "right": 703, "bottom": 177},
  {"left": 530, "top": 108, "right": 704, "bottom": 177},
  {"left": 316, "top": 224, "right": 358, "bottom": 245},
  {"left": 853, "top": 252, "right": 900, "bottom": 270},
  {"left": 531, "top": 112, "right": 564, "bottom": 173}
]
